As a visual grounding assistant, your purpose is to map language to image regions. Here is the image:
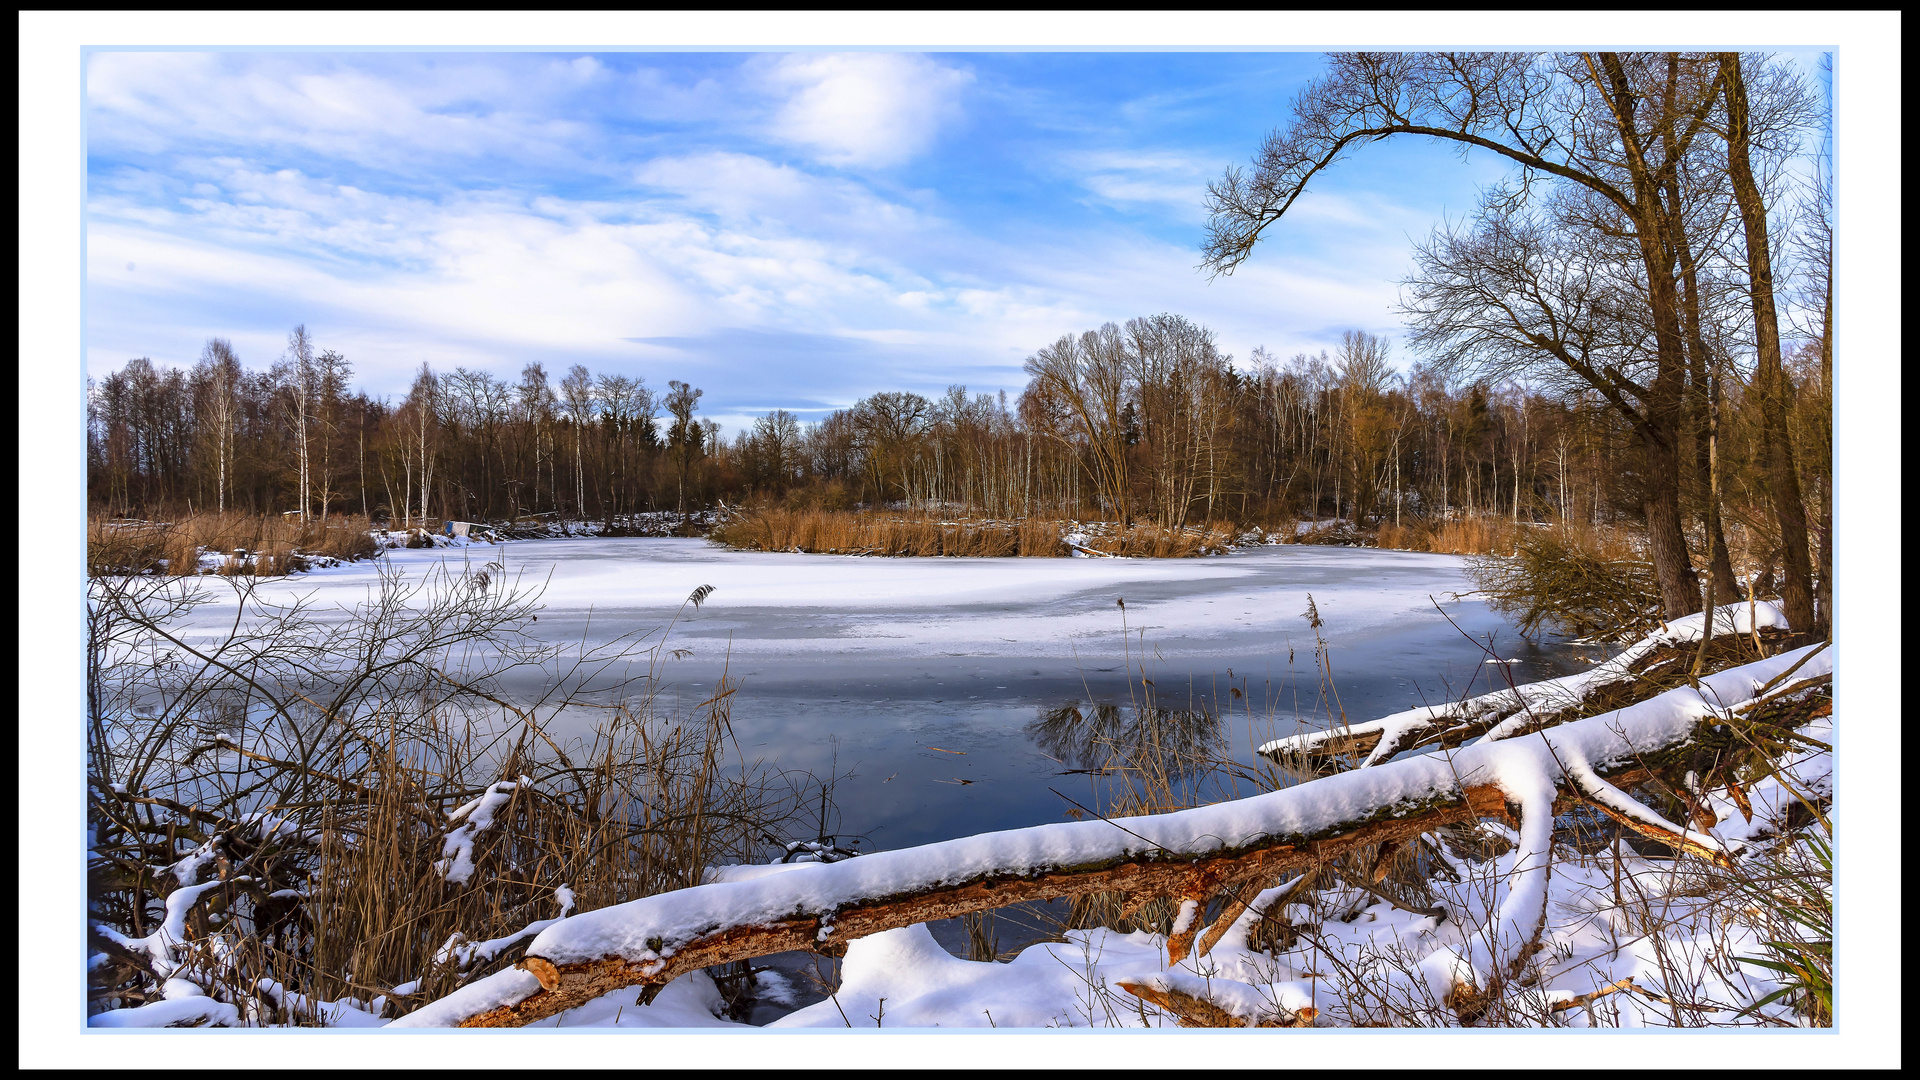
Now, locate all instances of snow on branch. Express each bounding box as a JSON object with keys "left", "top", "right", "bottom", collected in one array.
[
  {"left": 1258, "top": 600, "right": 1793, "bottom": 768},
  {"left": 434, "top": 777, "right": 529, "bottom": 885}
]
